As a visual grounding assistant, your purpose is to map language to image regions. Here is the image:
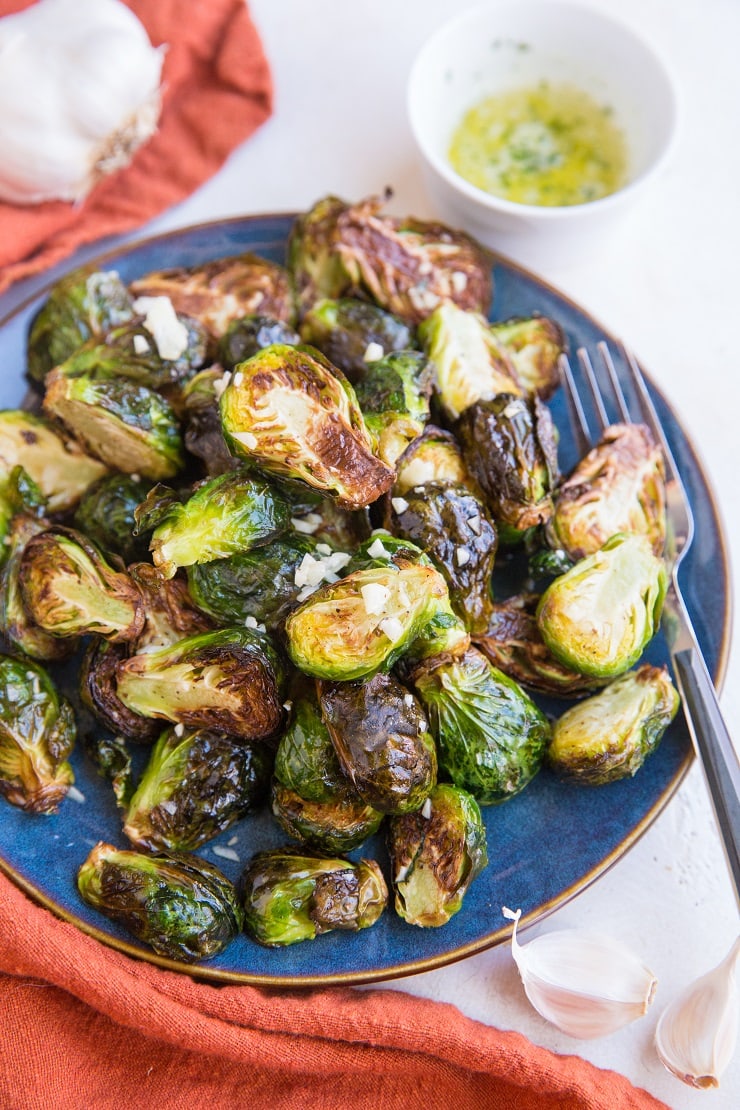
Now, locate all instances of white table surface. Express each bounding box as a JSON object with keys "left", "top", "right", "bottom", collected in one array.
[{"left": 2, "top": 1, "right": 738, "bottom": 1106}]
